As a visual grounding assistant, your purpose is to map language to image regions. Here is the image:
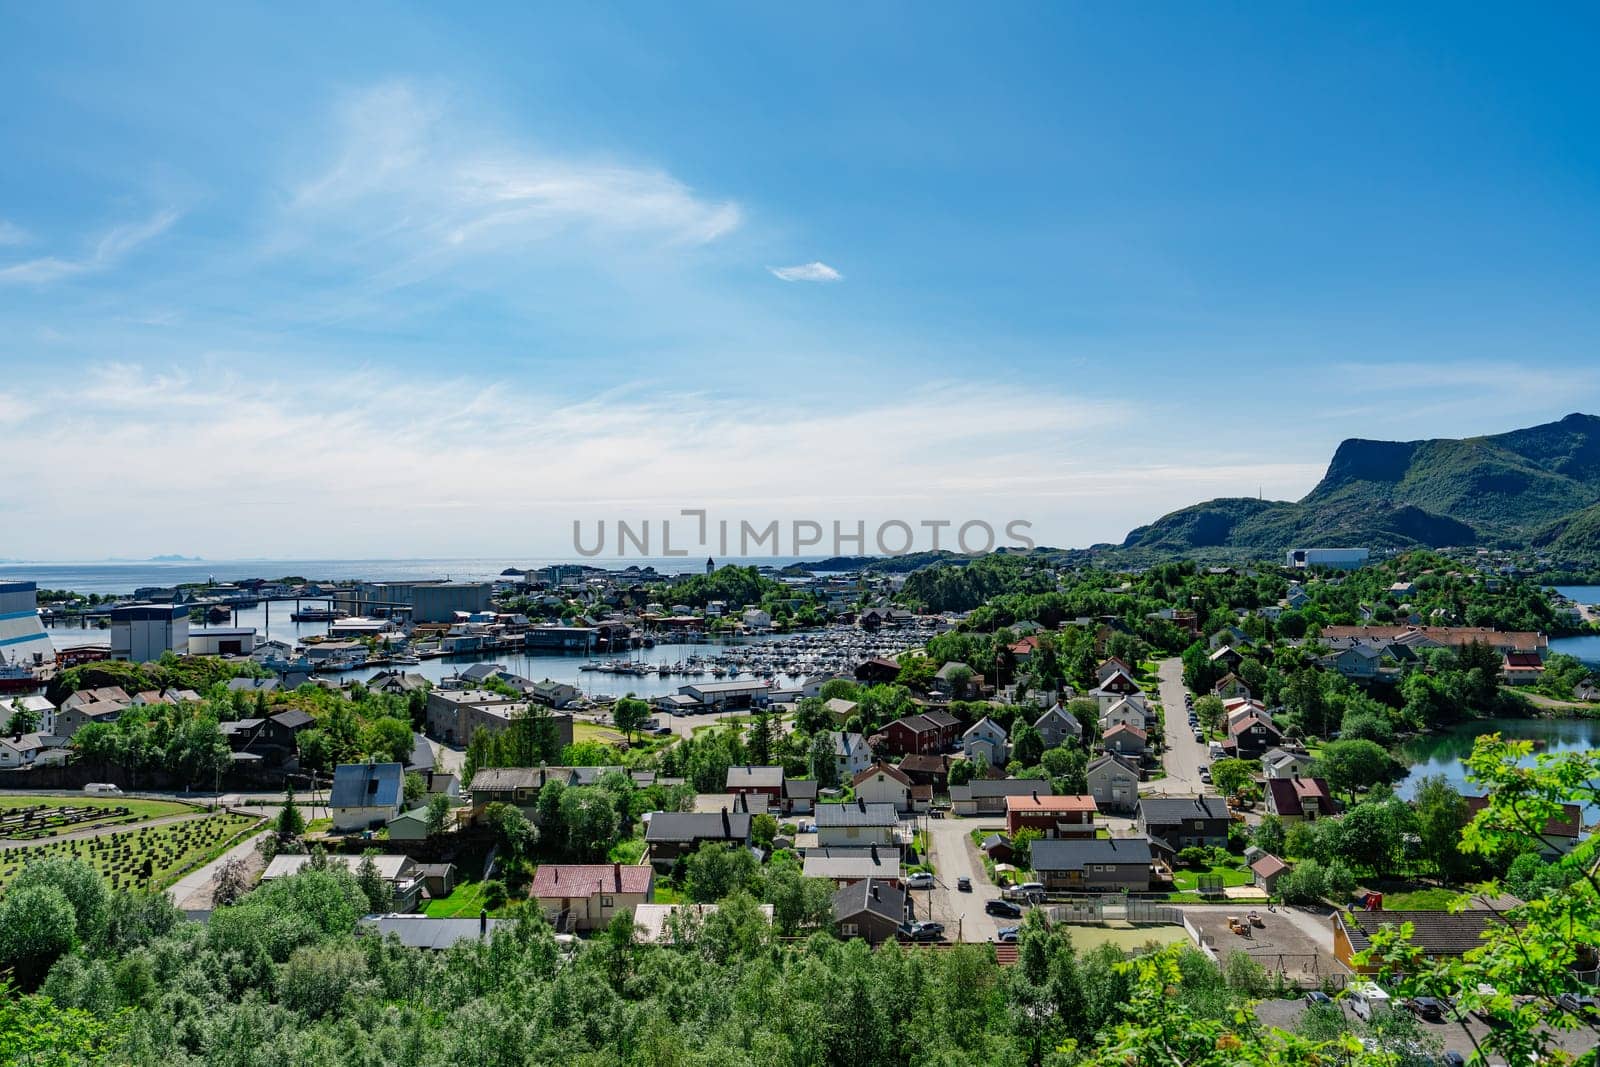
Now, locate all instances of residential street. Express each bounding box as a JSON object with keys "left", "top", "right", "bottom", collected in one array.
[
  {"left": 920, "top": 812, "right": 1009, "bottom": 942},
  {"left": 1145, "top": 655, "right": 1214, "bottom": 798}
]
